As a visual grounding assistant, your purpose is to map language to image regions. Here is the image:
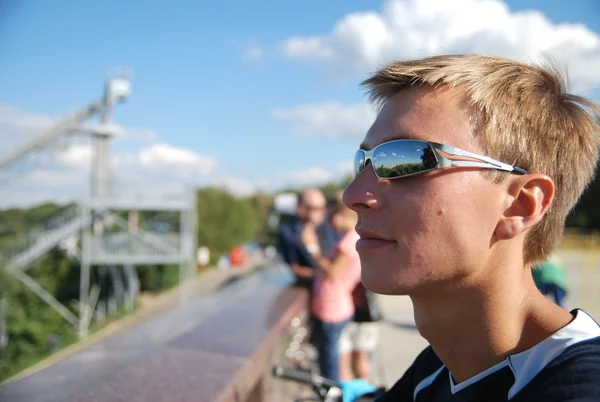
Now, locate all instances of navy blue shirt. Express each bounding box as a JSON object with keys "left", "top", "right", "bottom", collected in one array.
[
  {"left": 377, "top": 309, "right": 600, "bottom": 401},
  {"left": 317, "top": 220, "right": 342, "bottom": 257},
  {"left": 277, "top": 218, "right": 318, "bottom": 286}
]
